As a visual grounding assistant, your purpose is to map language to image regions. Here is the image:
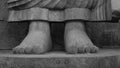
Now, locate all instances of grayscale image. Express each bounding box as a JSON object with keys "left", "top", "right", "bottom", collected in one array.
[{"left": 0, "top": 0, "right": 119, "bottom": 68}]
